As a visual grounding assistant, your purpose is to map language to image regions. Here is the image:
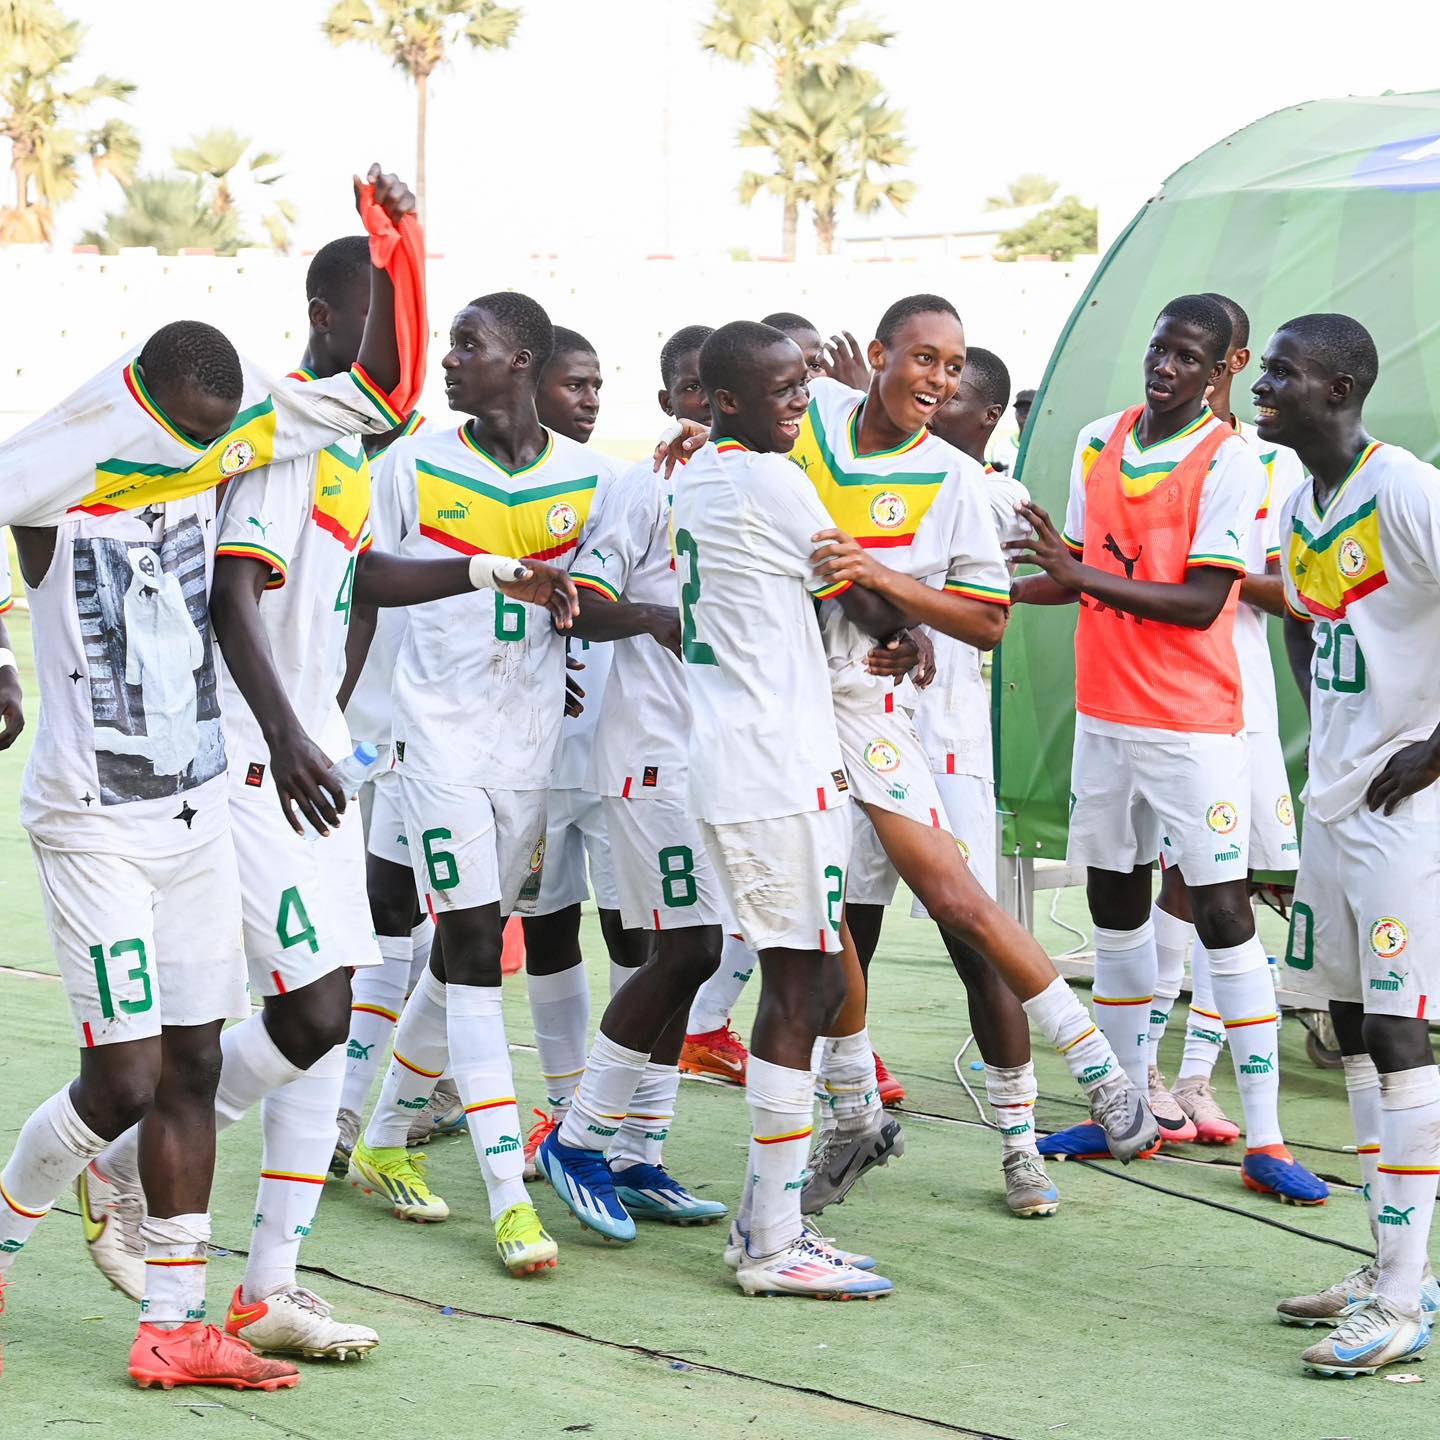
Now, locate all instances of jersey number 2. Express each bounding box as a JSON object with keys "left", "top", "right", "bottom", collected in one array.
[{"left": 673, "top": 528, "right": 717, "bottom": 666}]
